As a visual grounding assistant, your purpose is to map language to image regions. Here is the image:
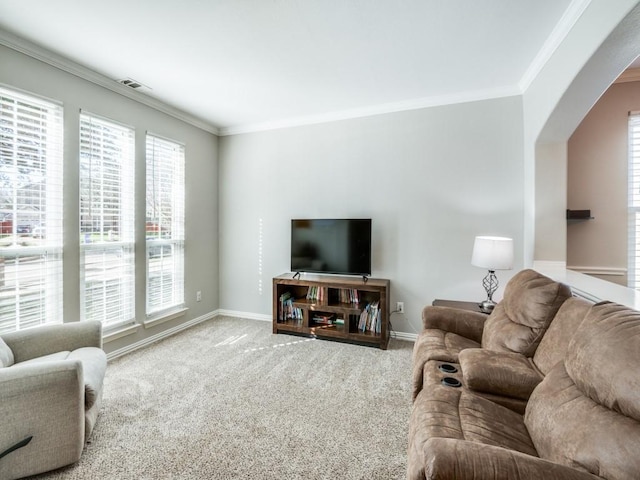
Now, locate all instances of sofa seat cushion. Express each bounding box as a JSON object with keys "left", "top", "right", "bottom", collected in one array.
[
  {"left": 459, "top": 348, "right": 543, "bottom": 400},
  {"left": 526, "top": 361, "right": 640, "bottom": 479},
  {"left": 412, "top": 438, "right": 603, "bottom": 480},
  {"left": 409, "top": 384, "right": 538, "bottom": 461},
  {"left": 68, "top": 347, "right": 107, "bottom": 409},
  {"left": 412, "top": 330, "right": 479, "bottom": 399},
  {"left": 0, "top": 336, "right": 14, "bottom": 367}
]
